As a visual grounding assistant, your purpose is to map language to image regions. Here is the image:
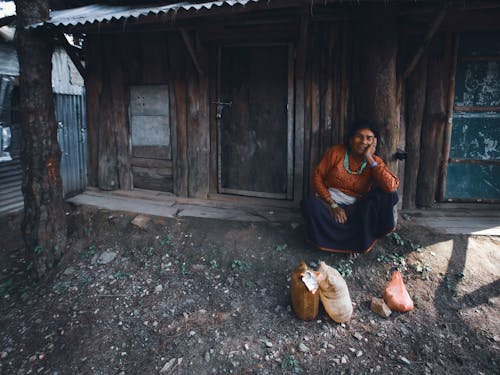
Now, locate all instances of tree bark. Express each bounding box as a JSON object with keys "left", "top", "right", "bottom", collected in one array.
[
  {"left": 351, "top": 14, "right": 399, "bottom": 172},
  {"left": 16, "top": 0, "right": 66, "bottom": 278}
]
